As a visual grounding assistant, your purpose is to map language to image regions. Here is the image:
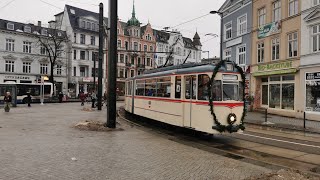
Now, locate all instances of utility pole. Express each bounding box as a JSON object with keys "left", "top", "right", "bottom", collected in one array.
[
  {"left": 97, "top": 3, "right": 104, "bottom": 111},
  {"left": 106, "top": 0, "right": 117, "bottom": 128}
]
